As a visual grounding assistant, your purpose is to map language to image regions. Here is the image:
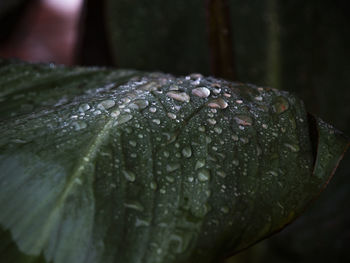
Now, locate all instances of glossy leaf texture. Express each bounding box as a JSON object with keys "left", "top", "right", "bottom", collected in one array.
[{"left": 0, "top": 60, "right": 348, "bottom": 263}]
